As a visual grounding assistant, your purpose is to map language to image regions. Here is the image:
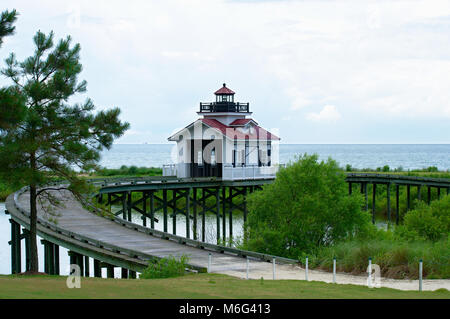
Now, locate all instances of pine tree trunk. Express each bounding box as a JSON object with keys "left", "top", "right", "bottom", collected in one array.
[{"left": 29, "top": 153, "right": 39, "bottom": 273}]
